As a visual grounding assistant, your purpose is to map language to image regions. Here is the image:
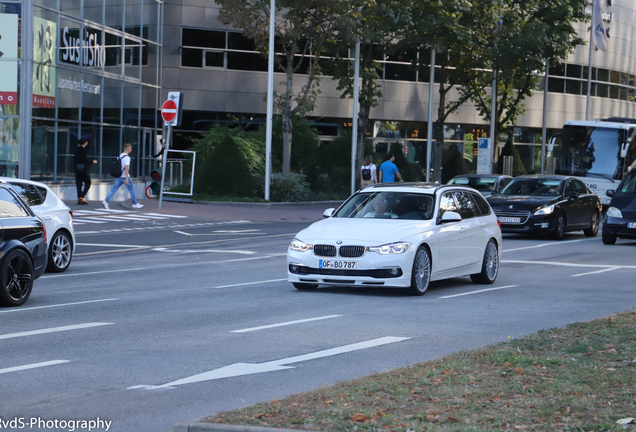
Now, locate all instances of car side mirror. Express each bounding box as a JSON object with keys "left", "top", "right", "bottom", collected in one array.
[
  {"left": 323, "top": 208, "right": 335, "bottom": 218},
  {"left": 606, "top": 189, "right": 614, "bottom": 197},
  {"left": 567, "top": 192, "right": 578, "bottom": 199},
  {"left": 440, "top": 211, "right": 462, "bottom": 223}
]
